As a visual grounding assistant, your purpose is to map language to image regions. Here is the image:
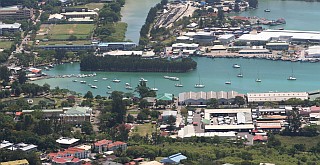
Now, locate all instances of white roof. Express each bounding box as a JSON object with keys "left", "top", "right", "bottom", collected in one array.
[
  {"left": 76, "top": 144, "right": 91, "bottom": 150},
  {"left": 62, "top": 11, "right": 98, "bottom": 16},
  {"left": 247, "top": 92, "right": 308, "bottom": 102},
  {"left": 162, "top": 110, "right": 177, "bottom": 117},
  {"left": 219, "top": 34, "right": 235, "bottom": 40},
  {"left": 49, "top": 14, "right": 64, "bottom": 20},
  {"left": 176, "top": 36, "right": 191, "bottom": 40},
  {"left": 205, "top": 124, "right": 255, "bottom": 130},
  {"left": 56, "top": 137, "right": 80, "bottom": 145},
  {"left": 0, "top": 140, "right": 13, "bottom": 149},
  {"left": 205, "top": 108, "right": 251, "bottom": 119},
  {"left": 238, "top": 29, "right": 320, "bottom": 42},
  {"left": 172, "top": 43, "right": 199, "bottom": 48},
  {"left": 104, "top": 50, "right": 143, "bottom": 56},
  {"left": 0, "top": 22, "right": 21, "bottom": 29},
  {"left": 306, "top": 46, "right": 320, "bottom": 55}
]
